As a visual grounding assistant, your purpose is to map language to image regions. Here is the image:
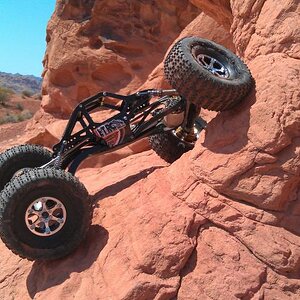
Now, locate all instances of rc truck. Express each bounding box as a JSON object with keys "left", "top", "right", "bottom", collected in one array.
[{"left": 0, "top": 37, "right": 254, "bottom": 260}]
